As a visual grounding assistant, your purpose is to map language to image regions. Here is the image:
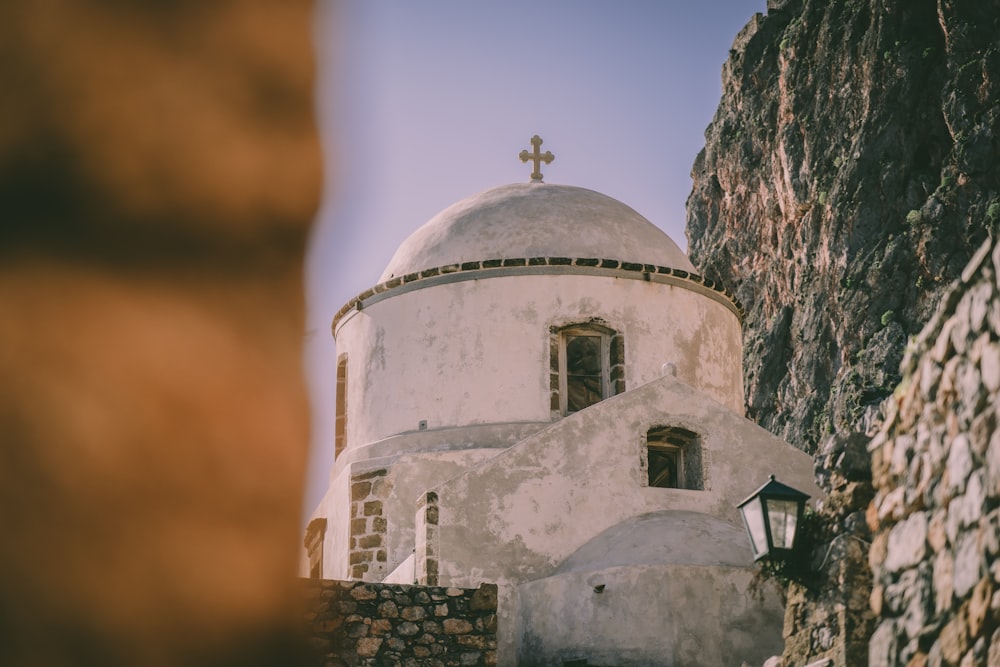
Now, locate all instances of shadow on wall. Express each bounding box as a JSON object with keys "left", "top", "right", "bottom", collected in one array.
[{"left": 0, "top": 3, "right": 324, "bottom": 667}]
